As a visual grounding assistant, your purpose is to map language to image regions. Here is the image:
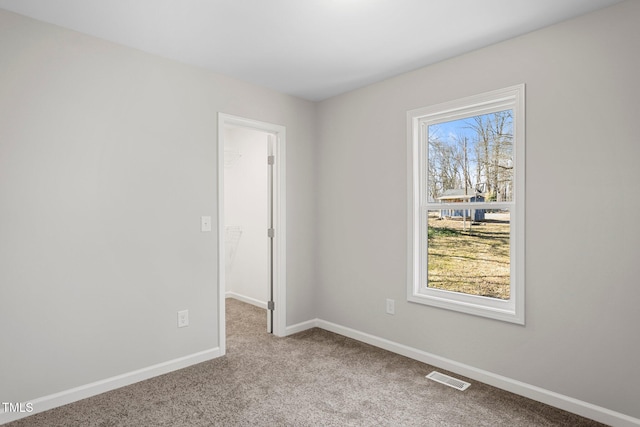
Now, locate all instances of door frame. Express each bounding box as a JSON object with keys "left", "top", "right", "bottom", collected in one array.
[{"left": 217, "top": 113, "right": 287, "bottom": 353}]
